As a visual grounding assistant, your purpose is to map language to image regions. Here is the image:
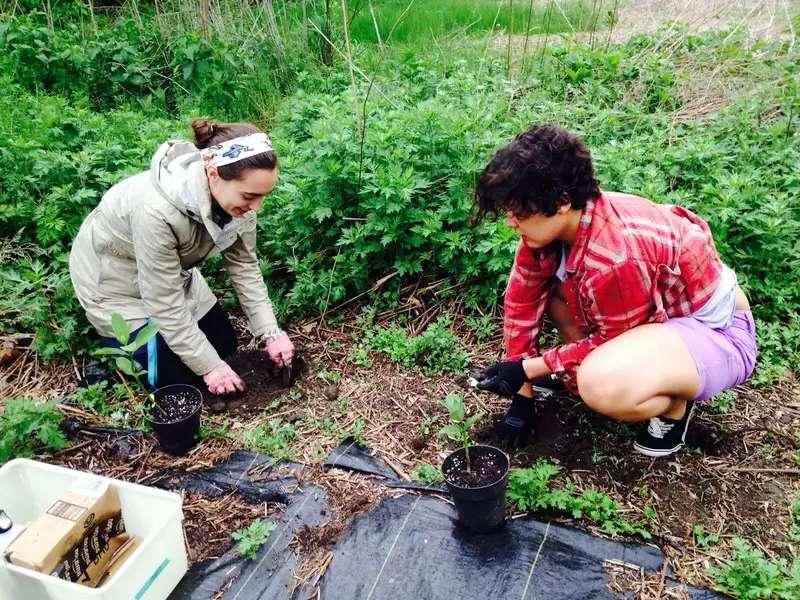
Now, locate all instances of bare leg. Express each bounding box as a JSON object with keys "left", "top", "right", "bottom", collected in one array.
[{"left": 576, "top": 323, "right": 700, "bottom": 422}]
